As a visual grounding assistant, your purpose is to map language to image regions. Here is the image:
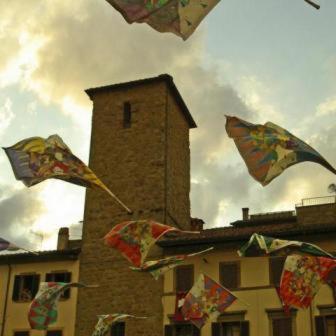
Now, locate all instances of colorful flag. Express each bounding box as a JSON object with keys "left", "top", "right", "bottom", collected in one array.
[
  {"left": 0, "top": 237, "right": 20, "bottom": 252},
  {"left": 3, "top": 135, "right": 131, "bottom": 213},
  {"left": 238, "top": 233, "right": 333, "bottom": 258},
  {"left": 130, "top": 247, "right": 213, "bottom": 279},
  {"left": 225, "top": 116, "right": 336, "bottom": 186},
  {"left": 104, "top": 220, "right": 179, "bottom": 267},
  {"left": 182, "top": 274, "right": 237, "bottom": 329},
  {"left": 105, "top": 0, "right": 220, "bottom": 40},
  {"left": 92, "top": 314, "right": 147, "bottom": 336},
  {"left": 279, "top": 255, "right": 336, "bottom": 309},
  {"left": 28, "top": 282, "right": 87, "bottom": 330}
]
